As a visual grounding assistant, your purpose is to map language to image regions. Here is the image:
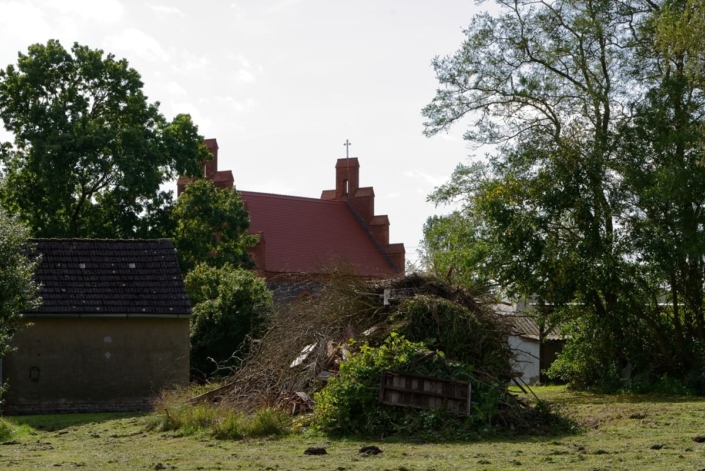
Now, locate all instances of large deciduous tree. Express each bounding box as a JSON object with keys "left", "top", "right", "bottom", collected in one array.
[
  {"left": 423, "top": 0, "right": 705, "bottom": 389},
  {"left": 0, "top": 40, "right": 210, "bottom": 238}
]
